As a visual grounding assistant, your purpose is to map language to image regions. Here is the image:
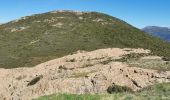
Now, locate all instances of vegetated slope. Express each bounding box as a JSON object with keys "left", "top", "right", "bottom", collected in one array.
[
  {"left": 0, "top": 10, "right": 170, "bottom": 68},
  {"left": 35, "top": 83, "right": 170, "bottom": 100},
  {"left": 143, "top": 26, "right": 170, "bottom": 42}
]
